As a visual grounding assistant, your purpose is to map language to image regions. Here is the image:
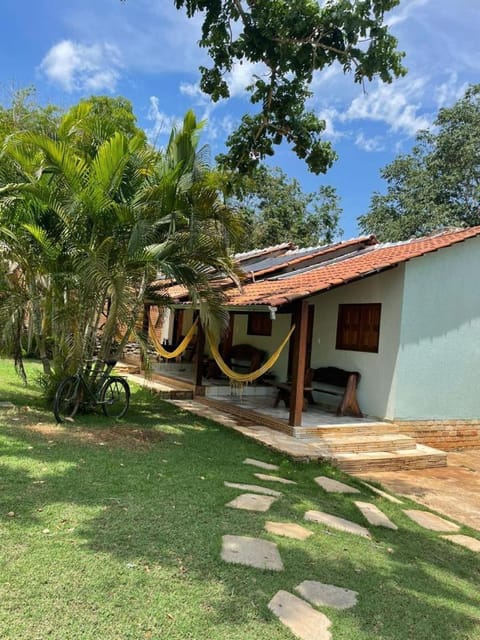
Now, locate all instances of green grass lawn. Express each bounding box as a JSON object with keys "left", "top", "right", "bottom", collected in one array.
[{"left": 0, "top": 360, "right": 479, "bottom": 640}]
